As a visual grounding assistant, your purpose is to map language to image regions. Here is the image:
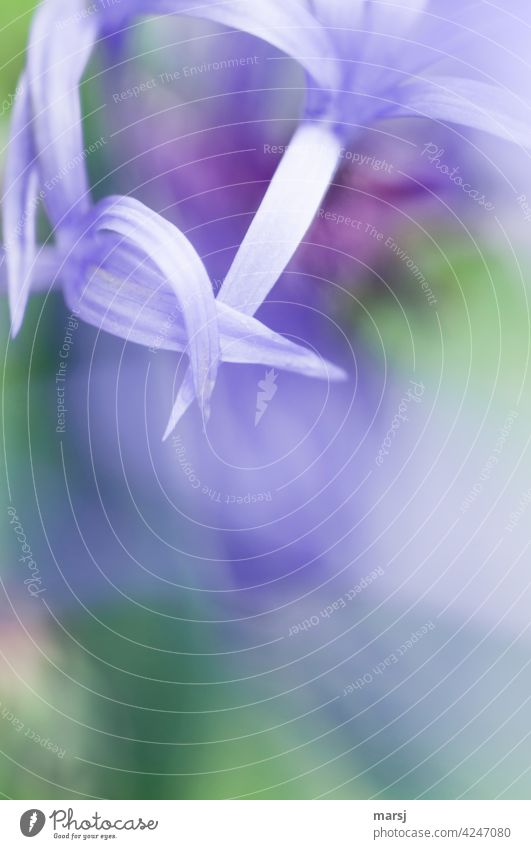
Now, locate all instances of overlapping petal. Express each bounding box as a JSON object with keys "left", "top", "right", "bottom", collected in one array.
[
  {"left": 164, "top": 119, "right": 343, "bottom": 432},
  {"left": 27, "top": 0, "right": 98, "bottom": 226},
  {"left": 2, "top": 75, "right": 40, "bottom": 335},
  {"left": 210, "top": 0, "right": 531, "bottom": 379},
  {"left": 24, "top": 0, "right": 337, "bottom": 234},
  {"left": 63, "top": 228, "right": 346, "bottom": 437},
  {"left": 69, "top": 232, "right": 345, "bottom": 371},
  {"left": 86, "top": 195, "right": 221, "bottom": 417},
  {"left": 219, "top": 122, "right": 342, "bottom": 314}
]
